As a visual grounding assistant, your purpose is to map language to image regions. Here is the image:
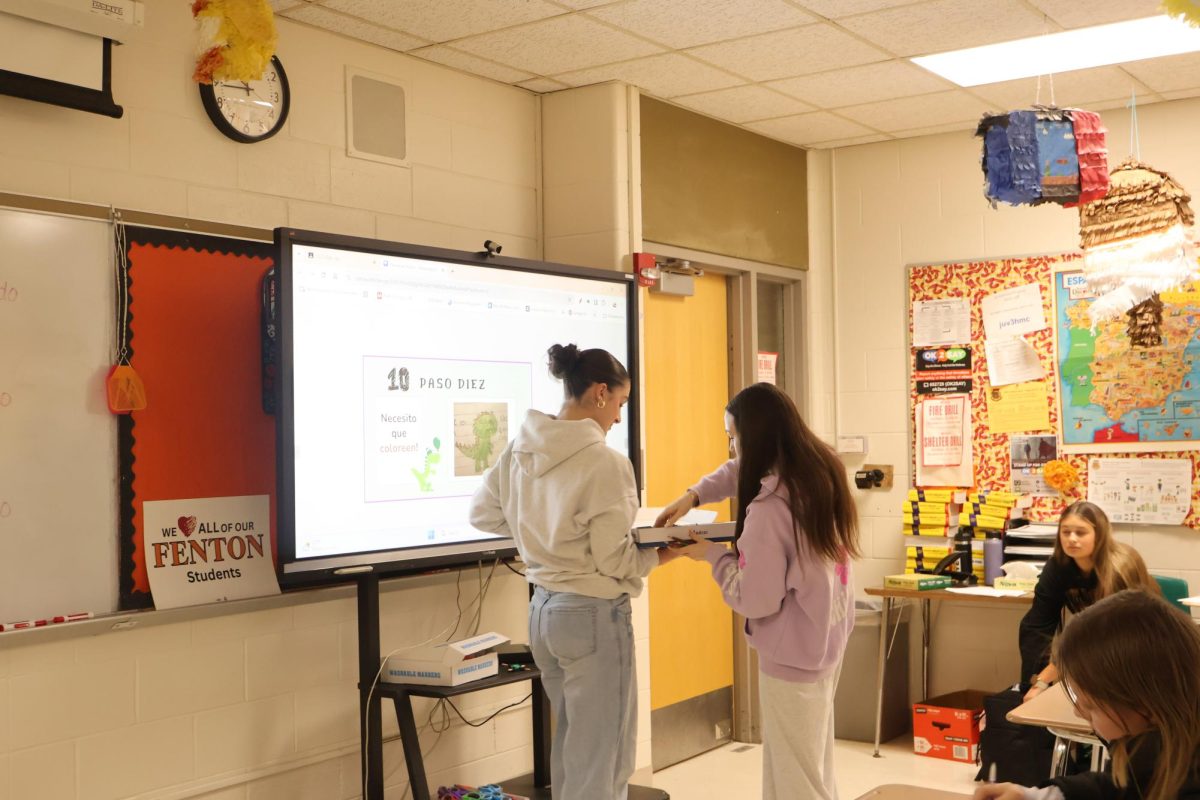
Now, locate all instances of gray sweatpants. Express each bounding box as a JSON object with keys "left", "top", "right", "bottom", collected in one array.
[
  {"left": 759, "top": 668, "right": 841, "bottom": 800},
  {"left": 529, "top": 586, "right": 637, "bottom": 800}
]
